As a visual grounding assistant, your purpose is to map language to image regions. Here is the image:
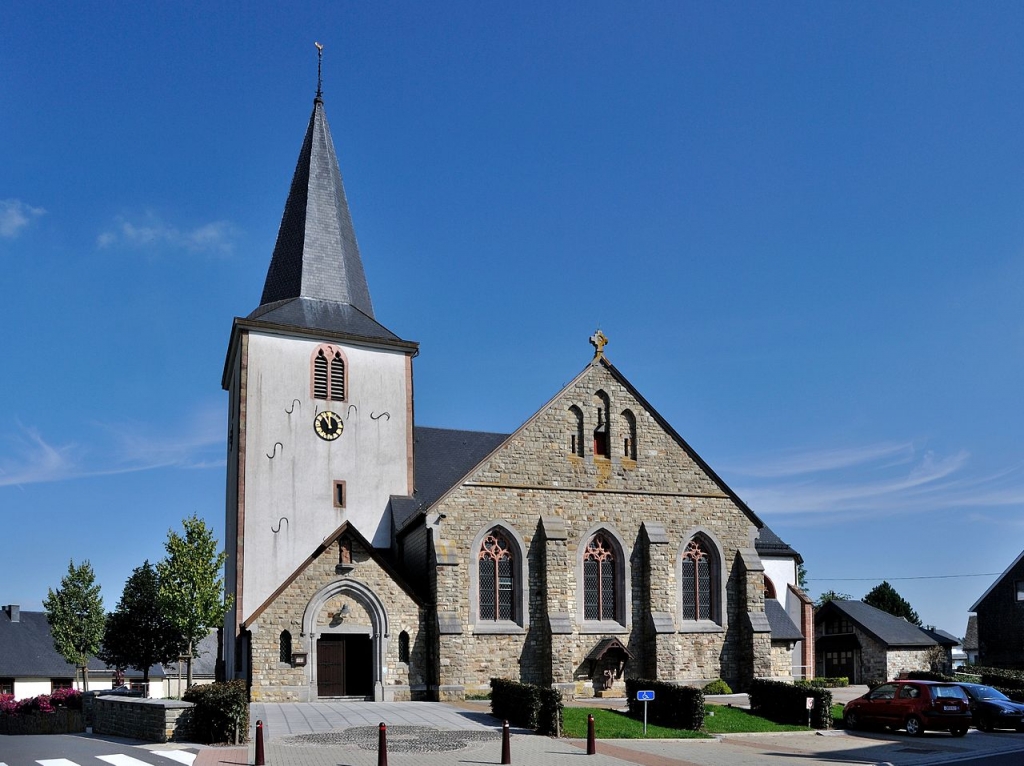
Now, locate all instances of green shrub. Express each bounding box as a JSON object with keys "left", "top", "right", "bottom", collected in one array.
[
  {"left": 624, "top": 678, "right": 705, "bottom": 730},
  {"left": 182, "top": 680, "right": 249, "bottom": 744},
  {"left": 703, "top": 679, "right": 732, "bottom": 695},
  {"left": 960, "top": 665, "right": 1024, "bottom": 691},
  {"left": 795, "top": 677, "right": 848, "bottom": 689},
  {"left": 748, "top": 679, "right": 832, "bottom": 729},
  {"left": 907, "top": 670, "right": 954, "bottom": 682},
  {"left": 489, "top": 678, "right": 562, "bottom": 735}
]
